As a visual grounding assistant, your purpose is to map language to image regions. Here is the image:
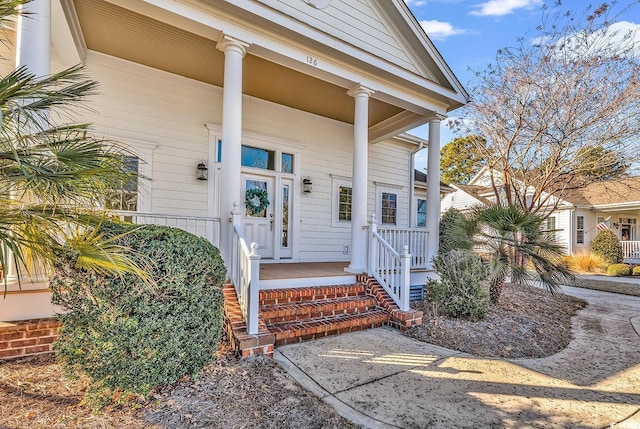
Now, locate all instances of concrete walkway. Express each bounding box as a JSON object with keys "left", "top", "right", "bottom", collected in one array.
[{"left": 275, "top": 286, "right": 640, "bottom": 428}]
